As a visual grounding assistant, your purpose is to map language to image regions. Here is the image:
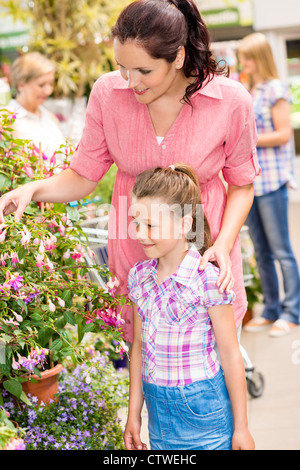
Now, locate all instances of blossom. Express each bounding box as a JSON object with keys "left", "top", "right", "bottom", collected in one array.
[
  {"left": 20, "top": 227, "right": 31, "bottom": 246},
  {"left": 23, "top": 164, "right": 34, "bottom": 178},
  {"left": 58, "top": 297, "right": 65, "bottom": 308},
  {"left": 48, "top": 299, "right": 56, "bottom": 312},
  {"left": 9, "top": 274, "right": 24, "bottom": 291},
  {"left": 0, "top": 229, "right": 7, "bottom": 242},
  {"left": 10, "top": 252, "right": 19, "bottom": 268},
  {"left": 12, "top": 311, "right": 23, "bottom": 323},
  {"left": 0, "top": 253, "right": 8, "bottom": 266},
  {"left": 12, "top": 357, "right": 21, "bottom": 370},
  {"left": 4, "top": 438, "right": 26, "bottom": 450},
  {"left": 35, "top": 253, "right": 45, "bottom": 268},
  {"left": 17, "top": 354, "right": 38, "bottom": 373}
]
